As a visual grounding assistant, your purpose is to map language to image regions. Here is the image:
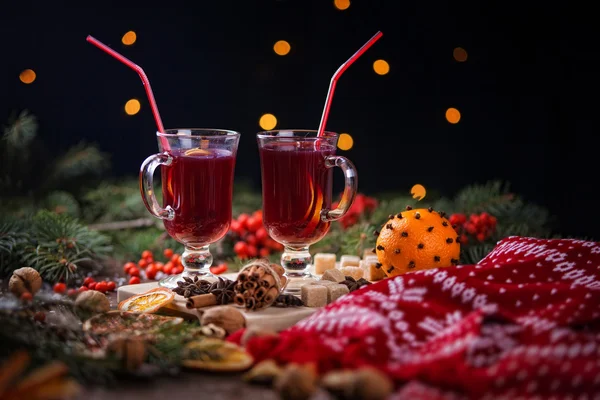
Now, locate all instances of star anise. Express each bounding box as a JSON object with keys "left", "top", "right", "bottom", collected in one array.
[
  {"left": 208, "top": 277, "right": 237, "bottom": 305},
  {"left": 273, "top": 294, "right": 304, "bottom": 308},
  {"left": 341, "top": 276, "right": 372, "bottom": 292},
  {"left": 173, "top": 276, "right": 212, "bottom": 298}
]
